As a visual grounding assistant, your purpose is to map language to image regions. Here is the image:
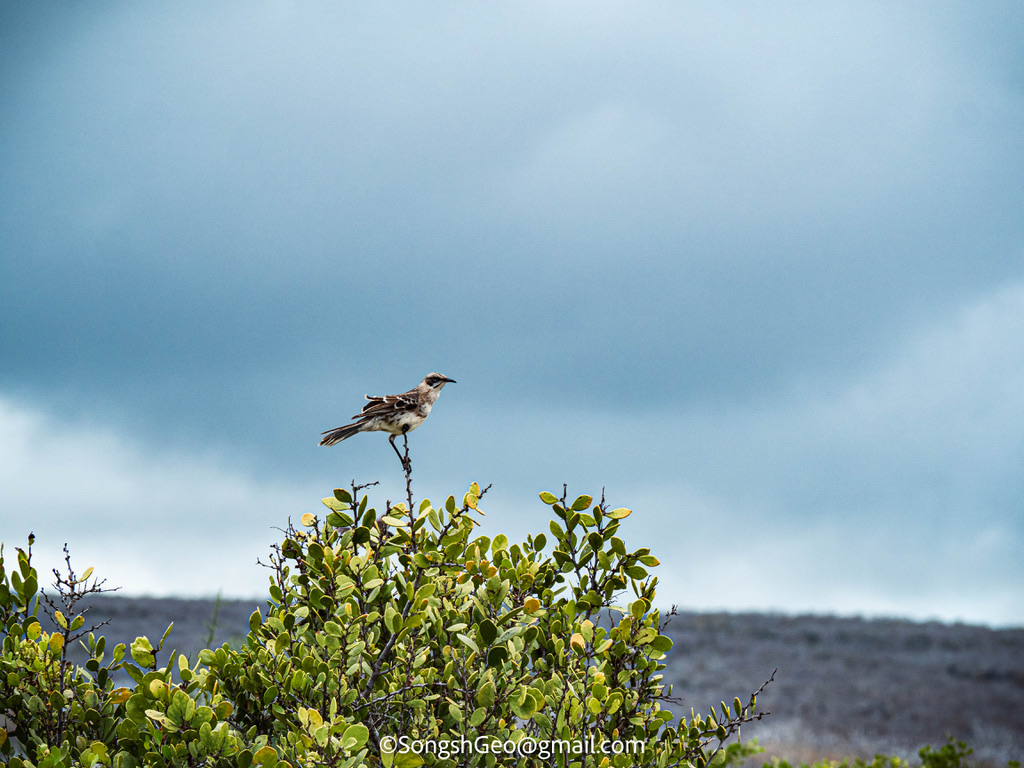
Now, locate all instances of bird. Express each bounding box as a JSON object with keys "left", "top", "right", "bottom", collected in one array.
[{"left": 319, "top": 372, "right": 456, "bottom": 468}]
